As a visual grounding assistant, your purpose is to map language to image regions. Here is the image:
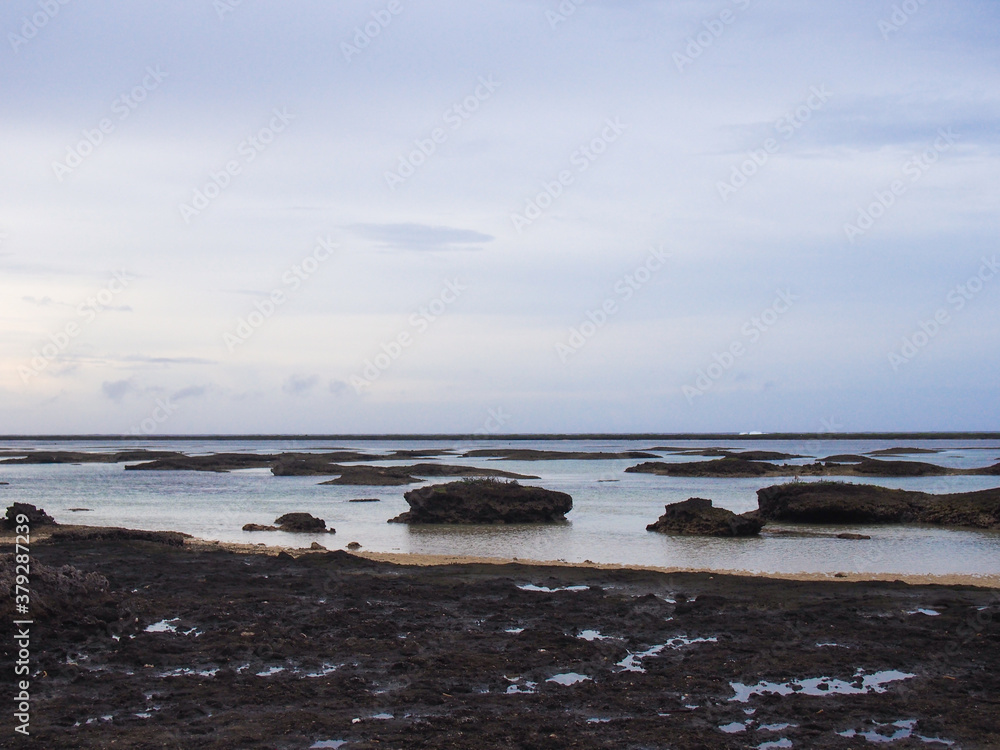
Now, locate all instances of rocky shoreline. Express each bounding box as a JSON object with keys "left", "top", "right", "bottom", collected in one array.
[{"left": 3, "top": 523, "right": 998, "bottom": 748}]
